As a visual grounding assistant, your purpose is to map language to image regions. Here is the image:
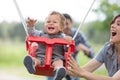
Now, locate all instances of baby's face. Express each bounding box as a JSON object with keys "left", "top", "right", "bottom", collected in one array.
[{"left": 45, "top": 15, "right": 62, "bottom": 34}]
